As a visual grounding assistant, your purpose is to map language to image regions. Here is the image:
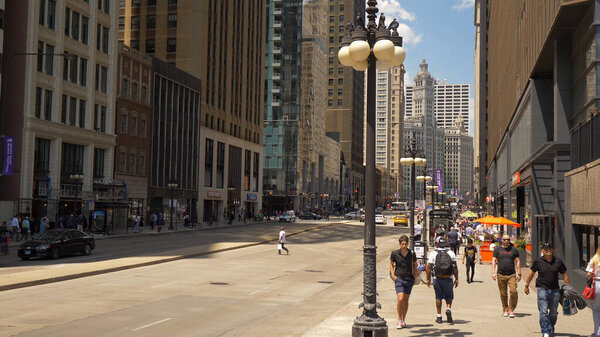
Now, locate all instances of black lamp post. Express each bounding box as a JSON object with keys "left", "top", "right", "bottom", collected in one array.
[
  {"left": 167, "top": 180, "right": 178, "bottom": 230},
  {"left": 400, "top": 138, "right": 426, "bottom": 251},
  {"left": 337, "top": 1, "right": 406, "bottom": 335},
  {"left": 69, "top": 174, "right": 84, "bottom": 219},
  {"left": 416, "top": 167, "right": 431, "bottom": 240}
]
